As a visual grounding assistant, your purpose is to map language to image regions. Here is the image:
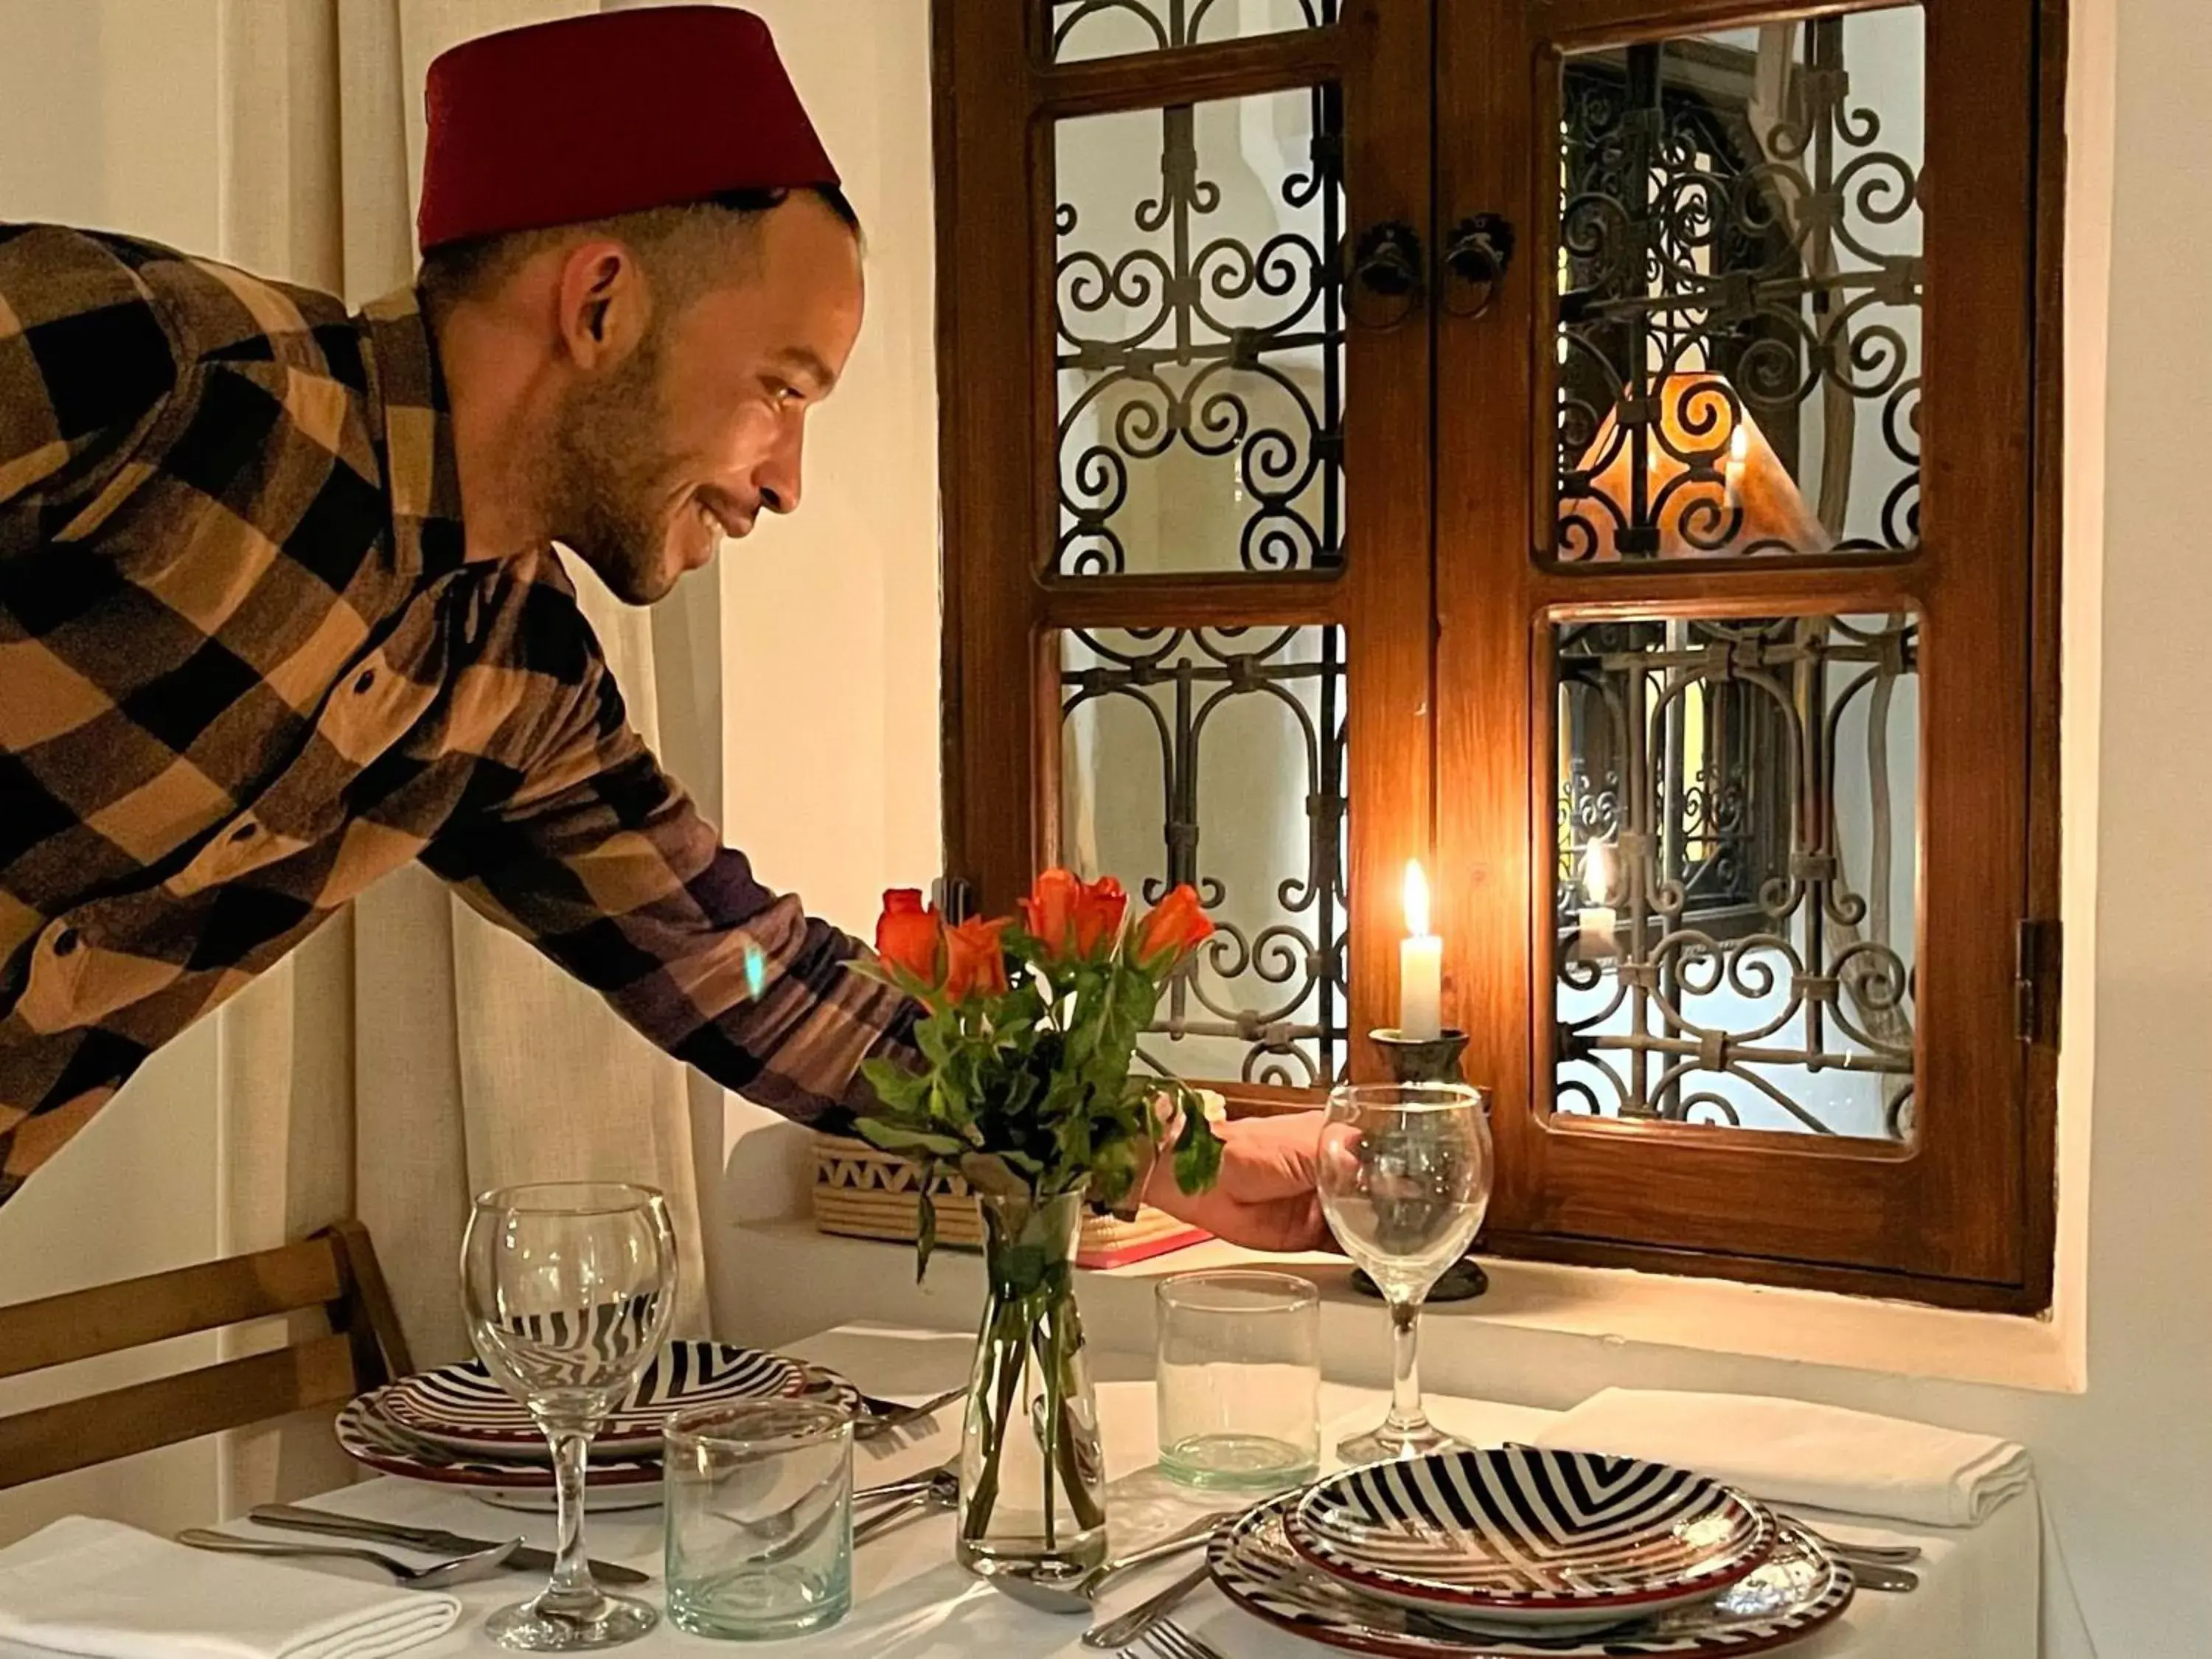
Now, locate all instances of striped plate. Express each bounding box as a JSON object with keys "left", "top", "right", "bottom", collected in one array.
[
  {"left": 1211, "top": 1494, "right": 1852, "bottom": 1658},
  {"left": 1287, "top": 1448, "right": 1775, "bottom": 1624},
  {"left": 379, "top": 1342, "right": 812, "bottom": 1459}
]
